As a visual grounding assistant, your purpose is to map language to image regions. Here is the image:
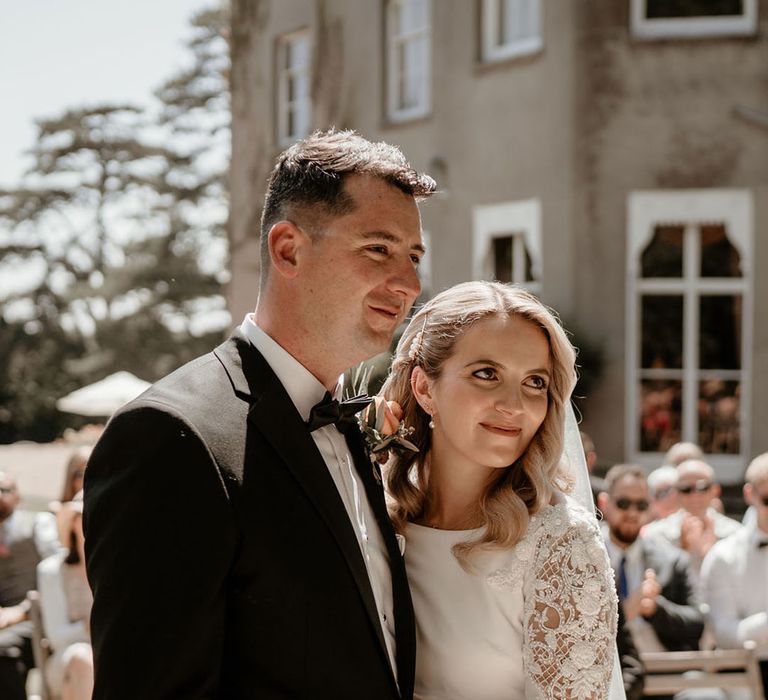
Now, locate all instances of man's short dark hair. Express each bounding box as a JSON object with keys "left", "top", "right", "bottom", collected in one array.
[
  {"left": 604, "top": 464, "right": 648, "bottom": 496},
  {"left": 259, "top": 129, "right": 436, "bottom": 271}
]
